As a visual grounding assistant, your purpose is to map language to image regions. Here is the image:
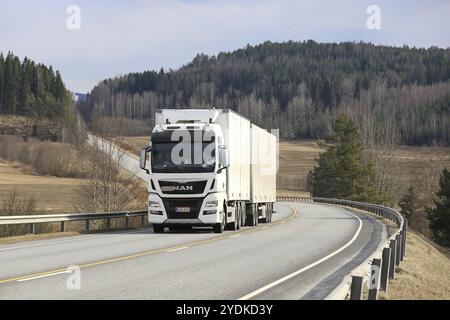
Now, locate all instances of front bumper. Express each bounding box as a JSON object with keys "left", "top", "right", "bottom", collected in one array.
[{"left": 148, "top": 193, "right": 224, "bottom": 225}]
